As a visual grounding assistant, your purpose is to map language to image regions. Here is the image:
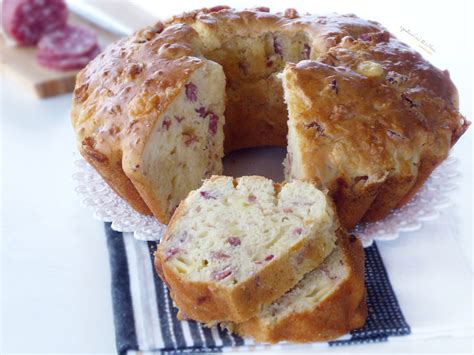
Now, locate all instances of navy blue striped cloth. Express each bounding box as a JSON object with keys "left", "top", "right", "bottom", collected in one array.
[{"left": 105, "top": 223, "right": 410, "bottom": 354}]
